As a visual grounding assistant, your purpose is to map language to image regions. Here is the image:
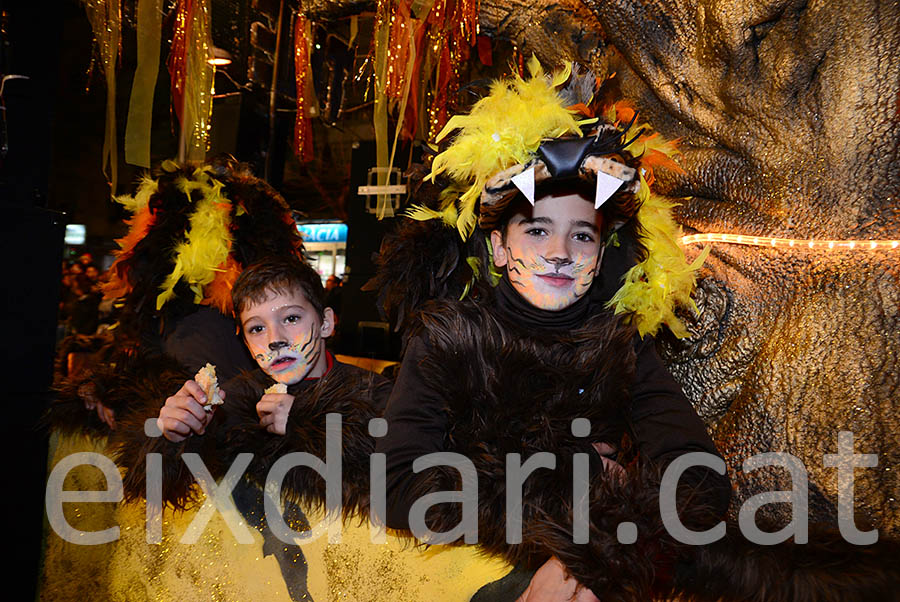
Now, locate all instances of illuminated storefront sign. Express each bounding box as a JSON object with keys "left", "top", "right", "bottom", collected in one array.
[
  {"left": 65, "top": 224, "right": 86, "bottom": 245},
  {"left": 297, "top": 223, "right": 348, "bottom": 243}
]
